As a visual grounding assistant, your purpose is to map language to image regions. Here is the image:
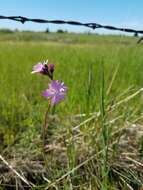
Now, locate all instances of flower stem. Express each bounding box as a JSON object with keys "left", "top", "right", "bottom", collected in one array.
[{"left": 42, "top": 103, "right": 50, "bottom": 166}]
